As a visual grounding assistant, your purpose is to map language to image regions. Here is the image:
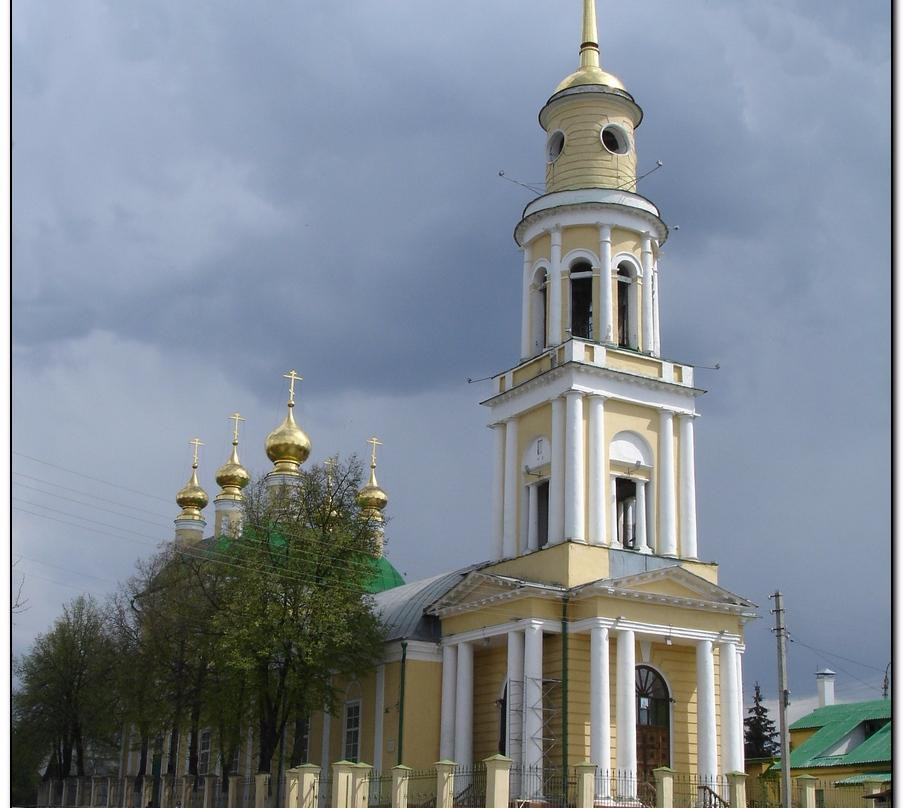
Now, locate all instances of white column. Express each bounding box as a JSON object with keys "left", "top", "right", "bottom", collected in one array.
[
  {"left": 615, "top": 630, "right": 637, "bottom": 796},
  {"left": 696, "top": 640, "right": 718, "bottom": 782},
  {"left": 373, "top": 665, "right": 385, "bottom": 774},
  {"left": 440, "top": 645, "right": 457, "bottom": 761},
  {"left": 652, "top": 257, "right": 661, "bottom": 355},
  {"left": 678, "top": 414, "right": 698, "bottom": 559},
  {"left": 454, "top": 642, "right": 473, "bottom": 765},
  {"left": 719, "top": 642, "right": 743, "bottom": 774},
  {"left": 521, "top": 248, "right": 533, "bottom": 359},
  {"left": 590, "top": 624, "right": 611, "bottom": 792},
  {"left": 503, "top": 418, "right": 519, "bottom": 557},
  {"left": 609, "top": 476, "right": 619, "bottom": 547},
  {"left": 599, "top": 225, "right": 613, "bottom": 343},
  {"left": 506, "top": 630, "right": 525, "bottom": 770},
  {"left": 490, "top": 424, "right": 505, "bottom": 561},
  {"left": 527, "top": 484, "right": 539, "bottom": 552},
  {"left": 564, "top": 391, "right": 585, "bottom": 542},
  {"left": 635, "top": 481, "right": 650, "bottom": 553},
  {"left": 641, "top": 234, "right": 654, "bottom": 353},
  {"left": 658, "top": 410, "right": 678, "bottom": 557},
  {"left": 549, "top": 228, "right": 562, "bottom": 345},
  {"left": 587, "top": 395, "right": 607, "bottom": 545},
  {"left": 522, "top": 623, "right": 544, "bottom": 790},
  {"left": 320, "top": 711, "right": 331, "bottom": 769},
  {"left": 549, "top": 396, "right": 566, "bottom": 544},
  {"left": 736, "top": 650, "right": 745, "bottom": 764},
  {"left": 625, "top": 499, "right": 635, "bottom": 548}
]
